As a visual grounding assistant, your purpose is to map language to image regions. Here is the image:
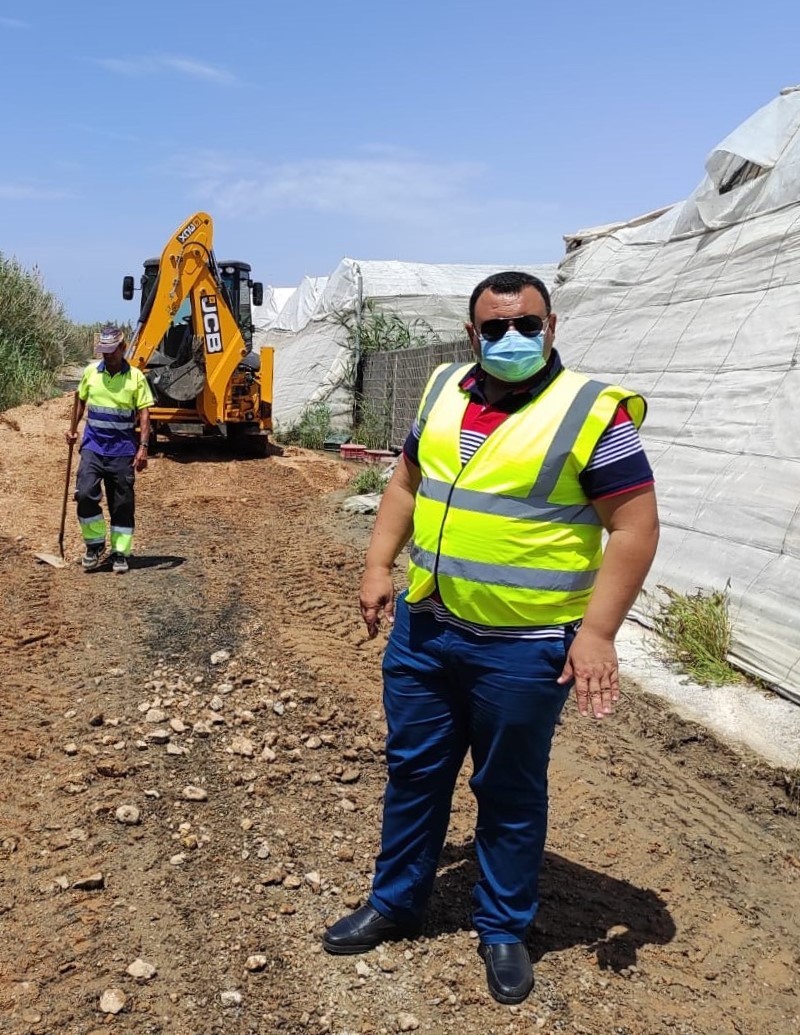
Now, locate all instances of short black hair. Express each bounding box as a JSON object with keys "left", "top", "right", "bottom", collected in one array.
[{"left": 469, "top": 271, "right": 551, "bottom": 323}]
